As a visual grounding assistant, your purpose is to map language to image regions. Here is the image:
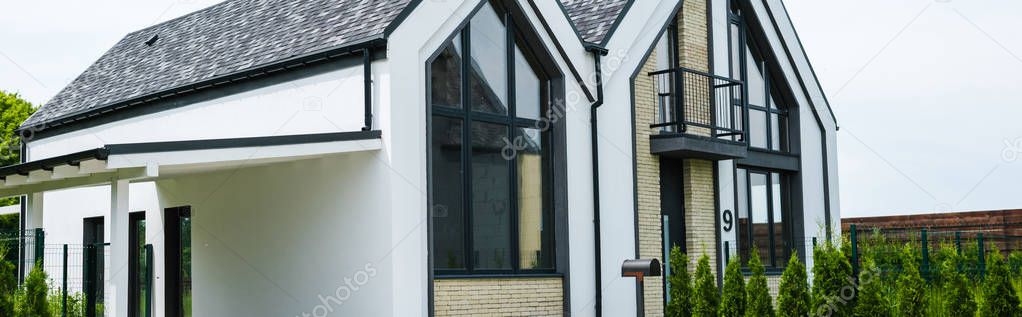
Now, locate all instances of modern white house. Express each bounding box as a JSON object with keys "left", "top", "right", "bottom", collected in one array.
[{"left": 2, "top": 0, "right": 838, "bottom": 316}]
